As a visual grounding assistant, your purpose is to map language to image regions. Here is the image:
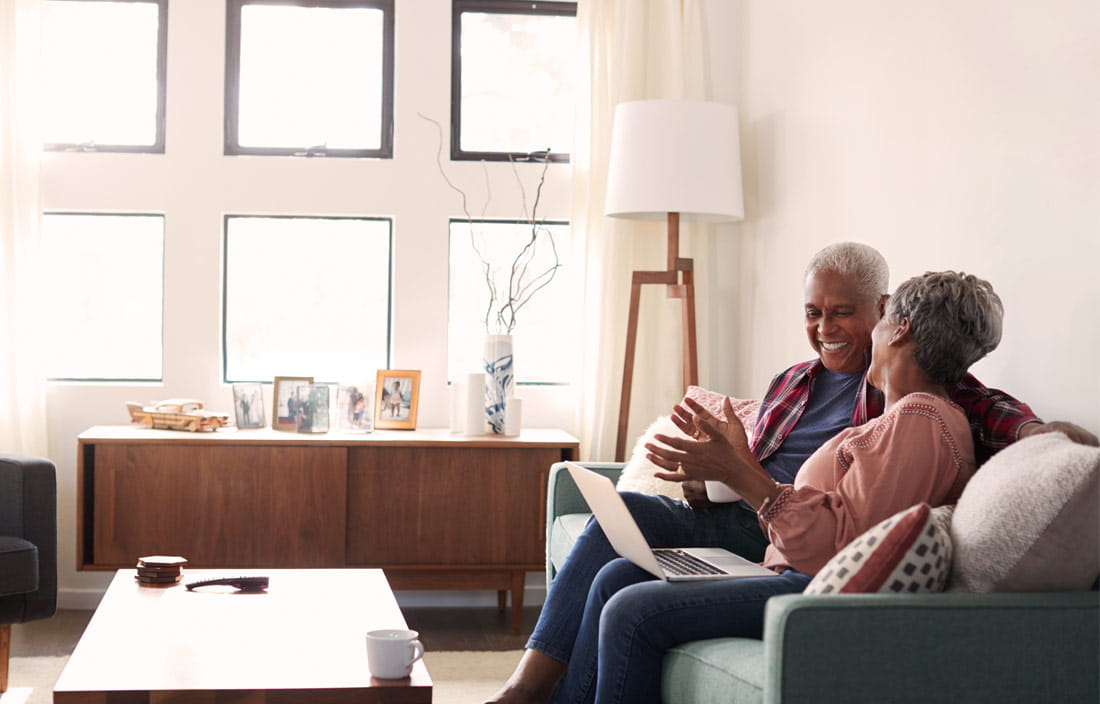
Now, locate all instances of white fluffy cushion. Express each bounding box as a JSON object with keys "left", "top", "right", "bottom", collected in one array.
[
  {"left": 615, "top": 387, "right": 761, "bottom": 501},
  {"left": 805, "top": 503, "right": 954, "bottom": 594},
  {"left": 948, "top": 432, "right": 1100, "bottom": 593},
  {"left": 617, "top": 415, "right": 687, "bottom": 500}
]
